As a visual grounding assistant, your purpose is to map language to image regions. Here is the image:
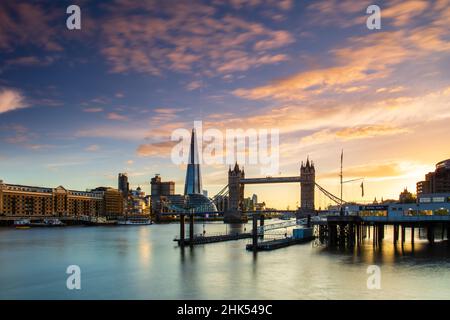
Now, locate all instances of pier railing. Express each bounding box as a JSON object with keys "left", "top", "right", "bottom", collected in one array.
[
  {"left": 174, "top": 231, "right": 249, "bottom": 240},
  {"left": 256, "top": 218, "right": 306, "bottom": 234}
]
